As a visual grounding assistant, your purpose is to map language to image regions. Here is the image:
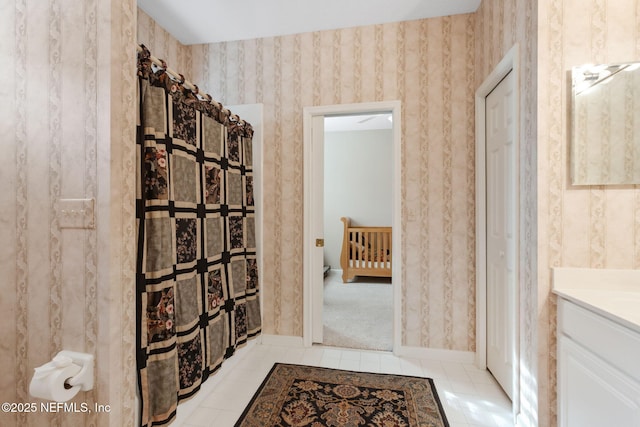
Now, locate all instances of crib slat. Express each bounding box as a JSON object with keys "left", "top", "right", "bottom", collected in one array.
[
  {"left": 382, "top": 232, "right": 388, "bottom": 264},
  {"left": 366, "top": 232, "right": 371, "bottom": 264},
  {"left": 340, "top": 216, "right": 392, "bottom": 282},
  {"left": 372, "top": 231, "right": 379, "bottom": 268}
]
